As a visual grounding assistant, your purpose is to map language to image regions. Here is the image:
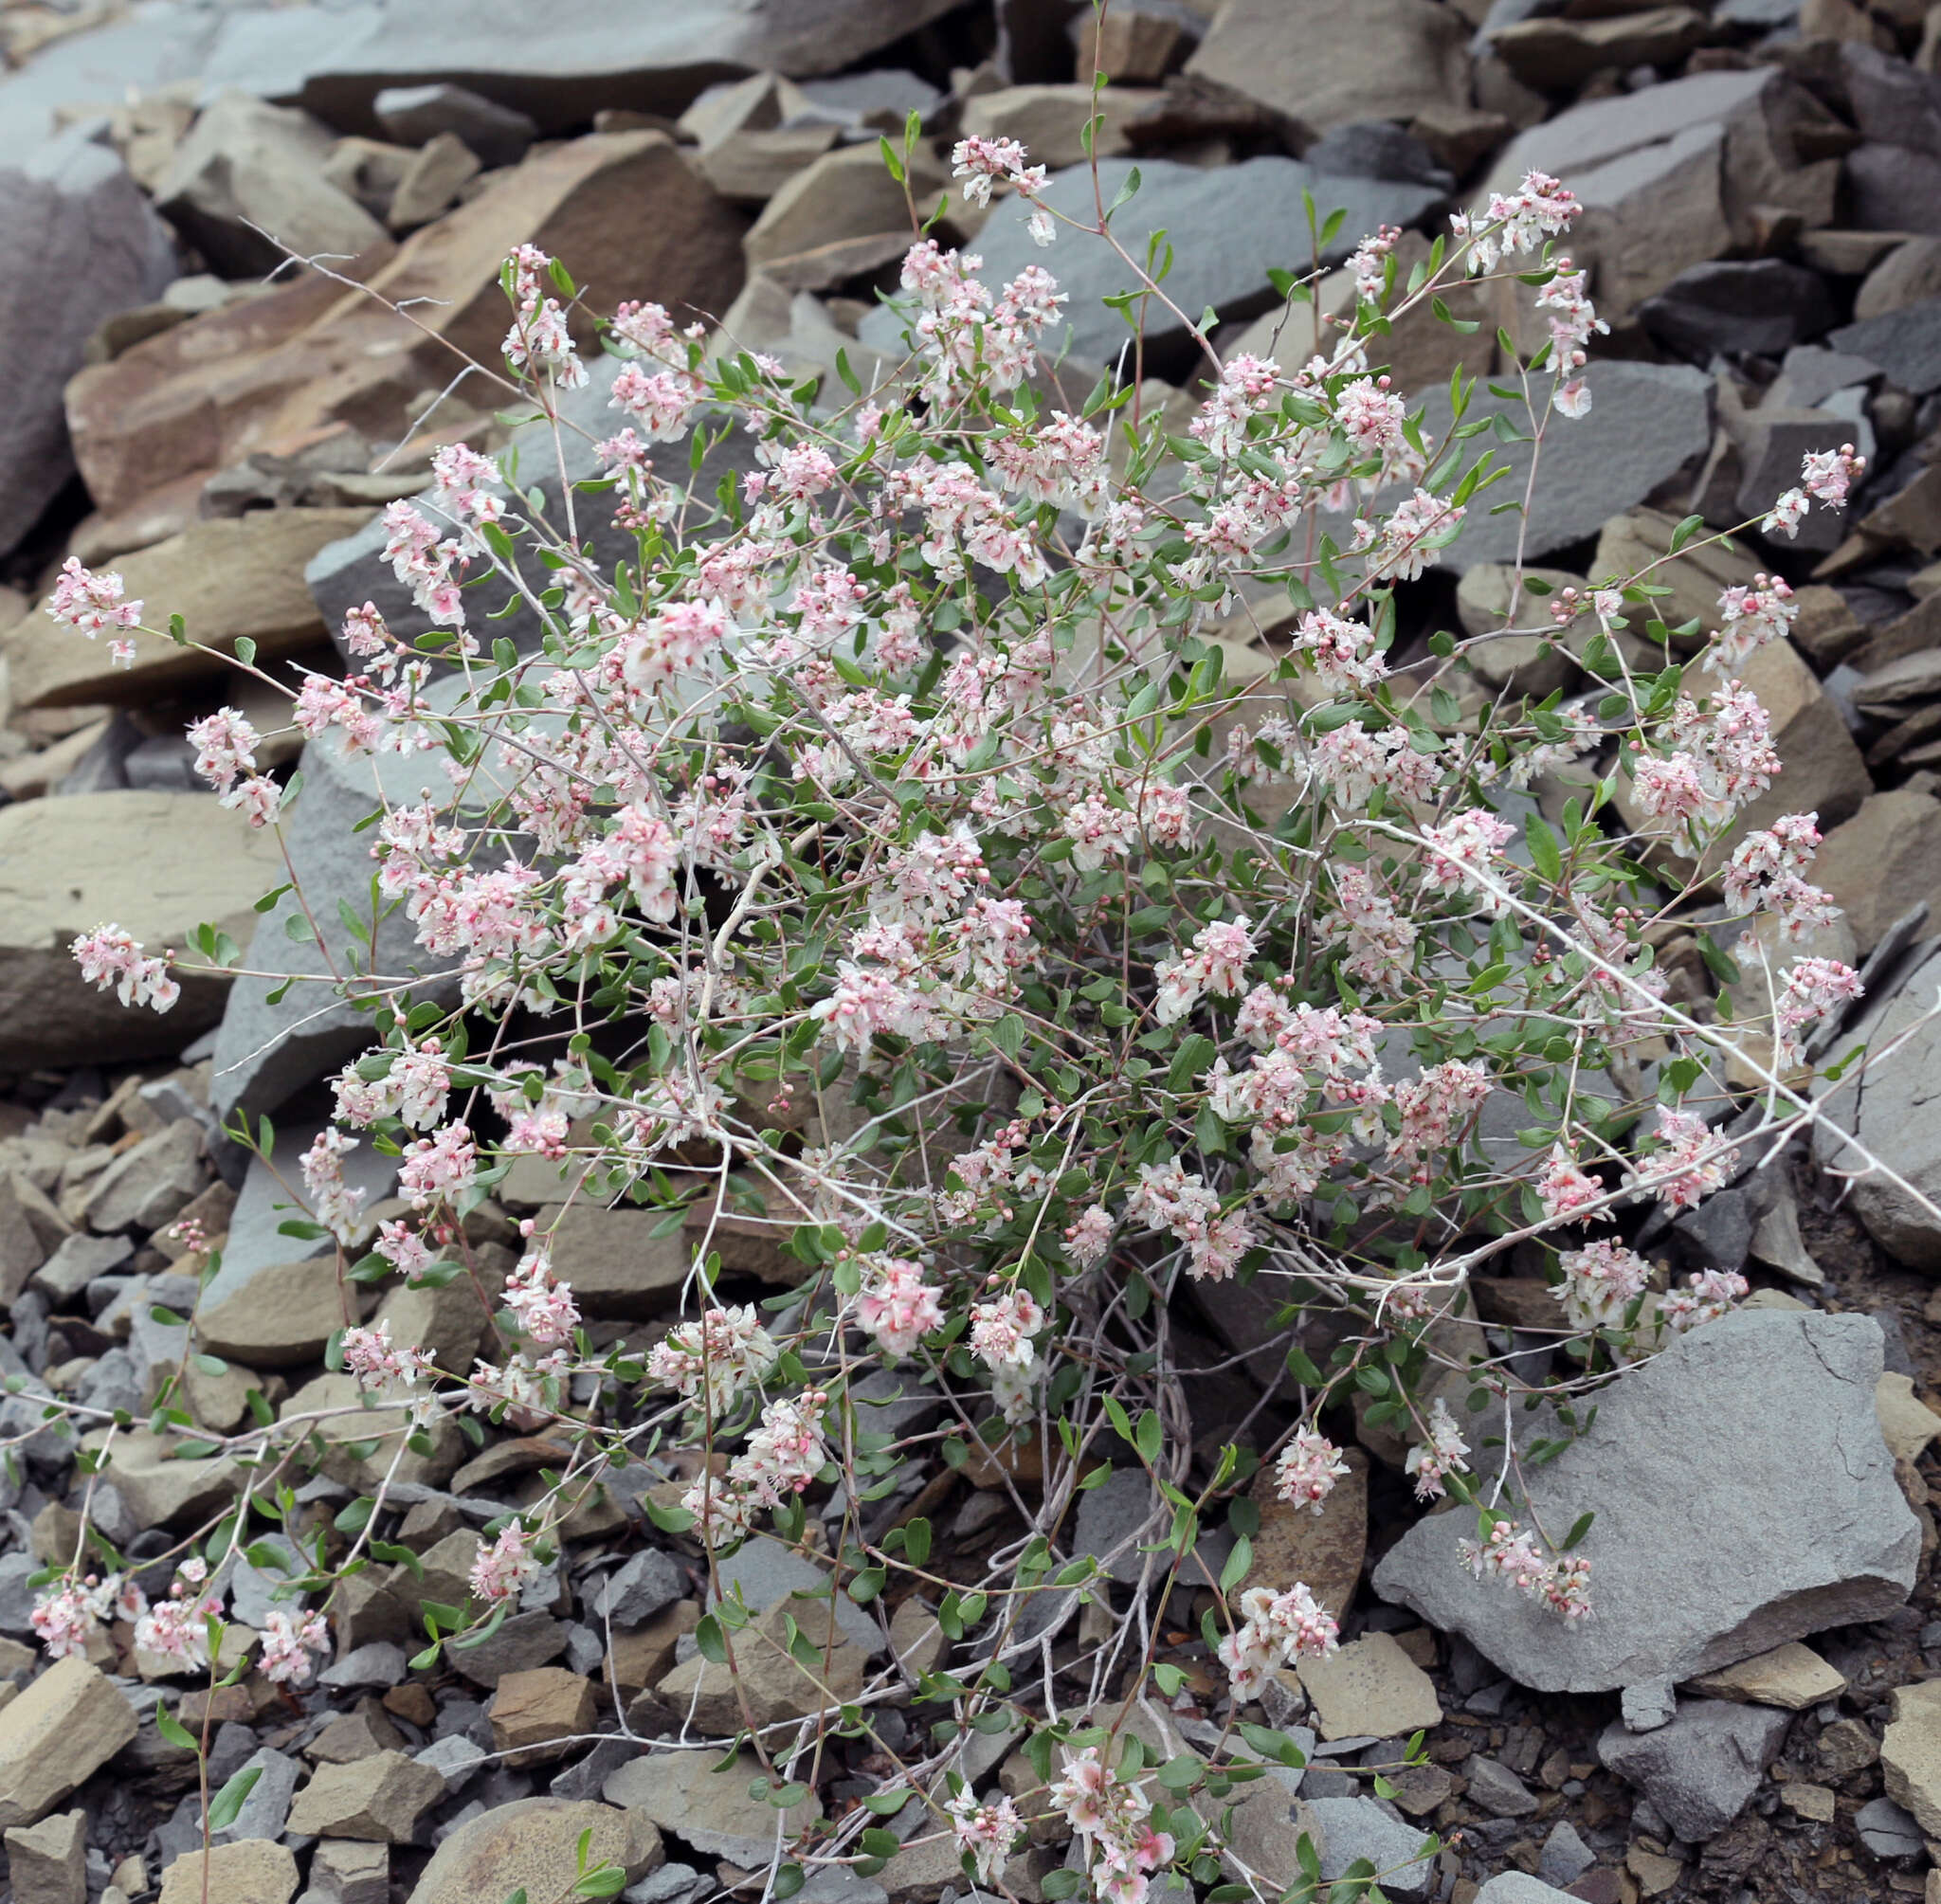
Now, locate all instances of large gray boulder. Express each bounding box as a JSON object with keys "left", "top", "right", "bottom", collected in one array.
[
  {"left": 0, "top": 128, "right": 174, "bottom": 555},
  {"left": 1597, "top": 1698, "right": 1791, "bottom": 1841},
  {"left": 1813, "top": 942, "right": 1941, "bottom": 1269},
  {"left": 1372, "top": 1312, "right": 1918, "bottom": 1693},
  {"left": 860, "top": 155, "right": 1445, "bottom": 372}
]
